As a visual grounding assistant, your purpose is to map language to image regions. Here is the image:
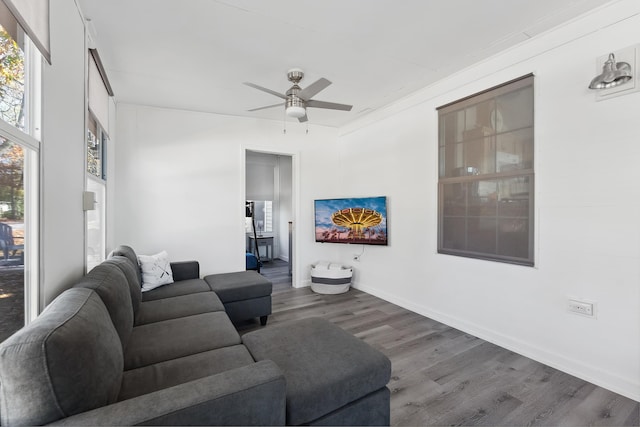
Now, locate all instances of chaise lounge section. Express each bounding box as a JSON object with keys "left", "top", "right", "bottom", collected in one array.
[{"left": 0, "top": 245, "right": 391, "bottom": 426}]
